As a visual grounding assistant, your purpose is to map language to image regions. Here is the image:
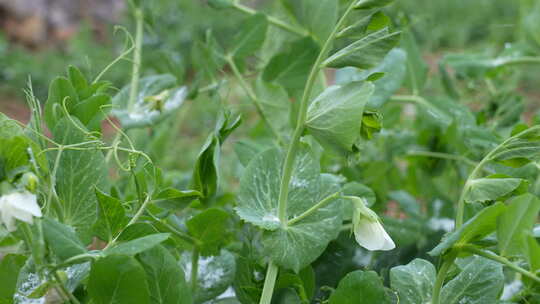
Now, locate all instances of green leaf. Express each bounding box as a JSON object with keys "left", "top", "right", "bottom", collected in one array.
[
  {"left": 112, "top": 74, "right": 187, "bottom": 129},
  {"left": 187, "top": 208, "right": 231, "bottom": 256},
  {"left": 154, "top": 188, "right": 202, "bottom": 211},
  {"left": 489, "top": 125, "right": 540, "bottom": 166},
  {"left": 42, "top": 217, "right": 87, "bottom": 261},
  {"left": 335, "top": 48, "right": 407, "bottom": 107},
  {"left": 281, "top": 0, "right": 338, "bottom": 43},
  {"left": 464, "top": 176, "right": 526, "bottom": 204},
  {"left": 305, "top": 81, "right": 374, "bottom": 155},
  {"left": 441, "top": 256, "right": 504, "bottom": 304},
  {"left": 402, "top": 30, "right": 428, "bottom": 93},
  {"left": 524, "top": 235, "right": 540, "bottom": 273},
  {"left": 93, "top": 188, "right": 129, "bottom": 242},
  {"left": 355, "top": 0, "right": 394, "bottom": 9},
  {"left": 497, "top": 194, "right": 540, "bottom": 257},
  {"left": 0, "top": 254, "right": 26, "bottom": 303},
  {"left": 390, "top": 259, "right": 435, "bottom": 304},
  {"left": 329, "top": 270, "right": 388, "bottom": 304},
  {"left": 236, "top": 148, "right": 343, "bottom": 272},
  {"left": 429, "top": 202, "right": 506, "bottom": 256},
  {"left": 191, "top": 112, "right": 241, "bottom": 200},
  {"left": 106, "top": 233, "right": 170, "bottom": 256},
  {"left": 186, "top": 250, "right": 236, "bottom": 303},
  {"left": 52, "top": 117, "right": 107, "bottom": 240},
  {"left": 88, "top": 255, "right": 151, "bottom": 304},
  {"left": 0, "top": 113, "right": 33, "bottom": 176},
  {"left": 324, "top": 28, "right": 400, "bottom": 69},
  {"left": 230, "top": 14, "right": 268, "bottom": 59},
  {"left": 137, "top": 245, "right": 192, "bottom": 304},
  {"left": 255, "top": 77, "right": 291, "bottom": 133},
  {"left": 44, "top": 76, "right": 78, "bottom": 130},
  {"left": 263, "top": 37, "right": 319, "bottom": 90}
]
